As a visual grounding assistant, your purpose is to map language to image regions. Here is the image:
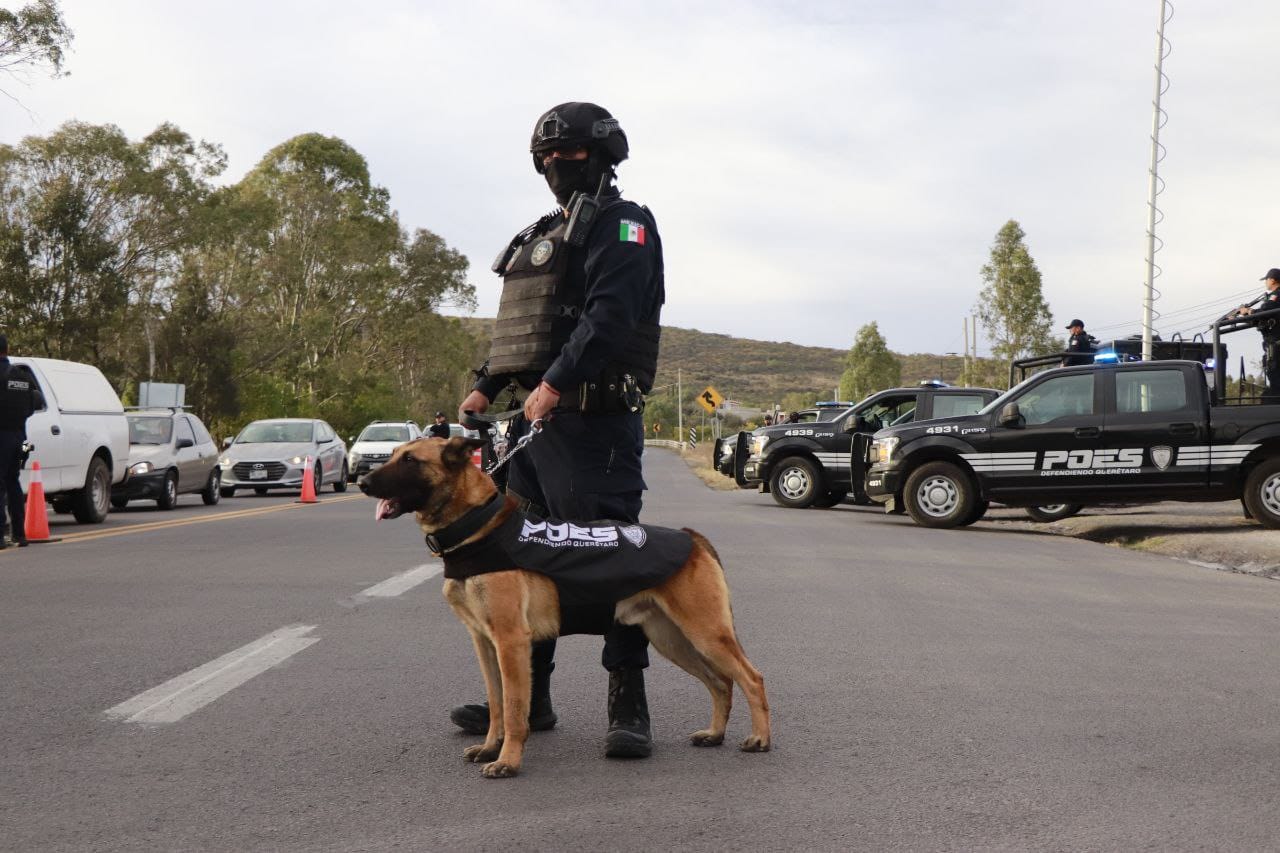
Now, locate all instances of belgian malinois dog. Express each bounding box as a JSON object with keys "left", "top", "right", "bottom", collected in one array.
[{"left": 360, "top": 436, "right": 771, "bottom": 778}]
